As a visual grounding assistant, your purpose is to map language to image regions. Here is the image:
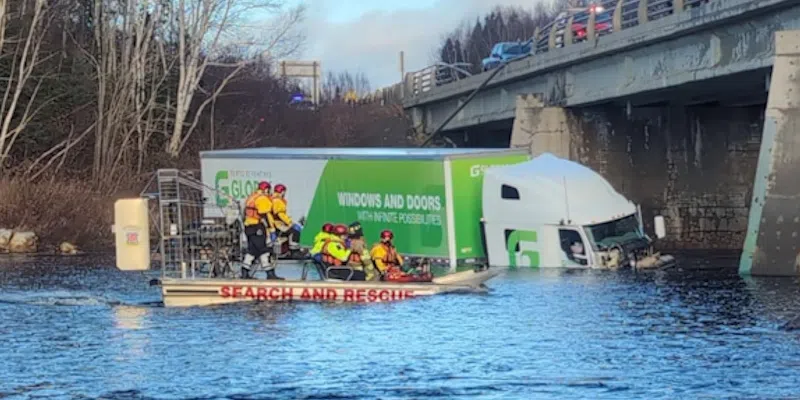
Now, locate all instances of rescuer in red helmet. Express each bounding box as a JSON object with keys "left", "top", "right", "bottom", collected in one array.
[
  {"left": 270, "top": 183, "right": 303, "bottom": 250},
  {"left": 370, "top": 229, "right": 432, "bottom": 282},
  {"left": 318, "top": 224, "right": 366, "bottom": 280},
  {"left": 310, "top": 222, "right": 335, "bottom": 262},
  {"left": 319, "top": 224, "right": 351, "bottom": 269},
  {"left": 241, "top": 181, "right": 282, "bottom": 280},
  {"left": 370, "top": 229, "right": 402, "bottom": 277}
]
